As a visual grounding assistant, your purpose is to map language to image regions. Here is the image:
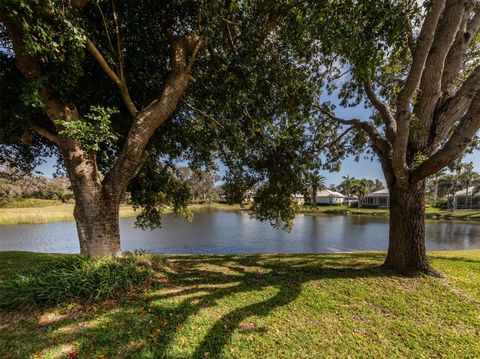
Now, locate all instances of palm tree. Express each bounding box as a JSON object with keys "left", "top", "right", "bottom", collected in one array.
[
  {"left": 427, "top": 169, "right": 446, "bottom": 205},
  {"left": 339, "top": 175, "right": 355, "bottom": 198},
  {"left": 352, "top": 179, "right": 369, "bottom": 209},
  {"left": 306, "top": 171, "right": 326, "bottom": 206},
  {"left": 458, "top": 162, "right": 475, "bottom": 209},
  {"left": 438, "top": 174, "right": 461, "bottom": 211}
]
